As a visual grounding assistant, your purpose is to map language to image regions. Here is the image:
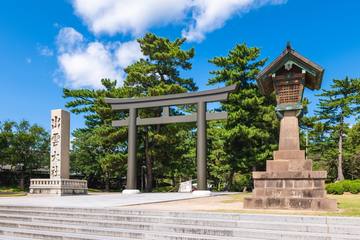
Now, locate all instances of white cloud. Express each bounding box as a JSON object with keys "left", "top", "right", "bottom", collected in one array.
[
  {"left": 71, "top": 0, "right": 285, "bottom": 42},
  {"left": 55, "top": 27, "right": 142, "bottom": 89},
  {"left": 56, "top": 27, "right": 84, "bottom": 53},
  {"left": 72, "top": 0, "right": 191, "bottom": 36},
  {"left": 58, "top": 42, "right": 118, "bottom": 88},
  {"left": 115, "top": 40, "right": 143, "bottom": 68},
  {"left": 183, "top": 0, "right": 286, "bottom": 42},
  {"left": 38, "top": 45, "right": 54, "bottom": 57},
  {"left": 55, "top": 1, "right": 286, "bottom": 88}
]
